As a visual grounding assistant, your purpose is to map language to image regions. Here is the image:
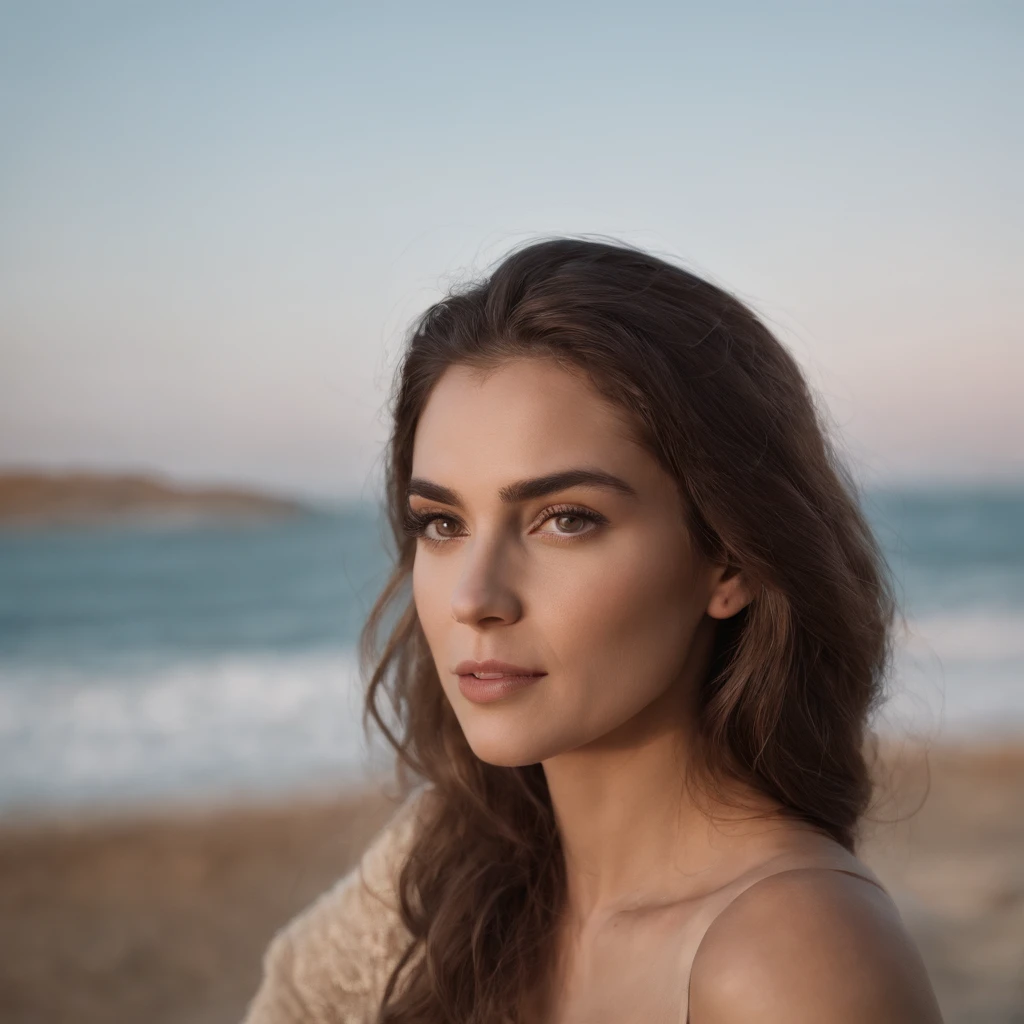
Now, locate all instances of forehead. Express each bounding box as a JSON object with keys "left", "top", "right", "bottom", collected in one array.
[{"left": 411, "top": 358, "right": 643, "bottom": 480}]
